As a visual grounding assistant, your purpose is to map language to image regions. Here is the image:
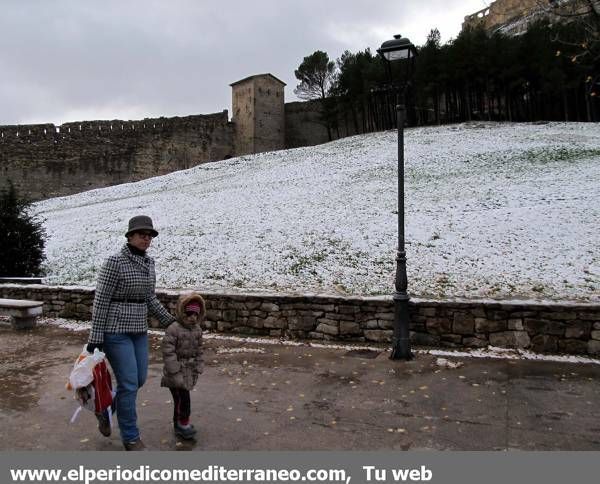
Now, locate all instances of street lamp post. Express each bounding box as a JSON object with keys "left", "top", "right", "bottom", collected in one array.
[{"left": 377, "top": 34, "right": 418, "bottom": 360}]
